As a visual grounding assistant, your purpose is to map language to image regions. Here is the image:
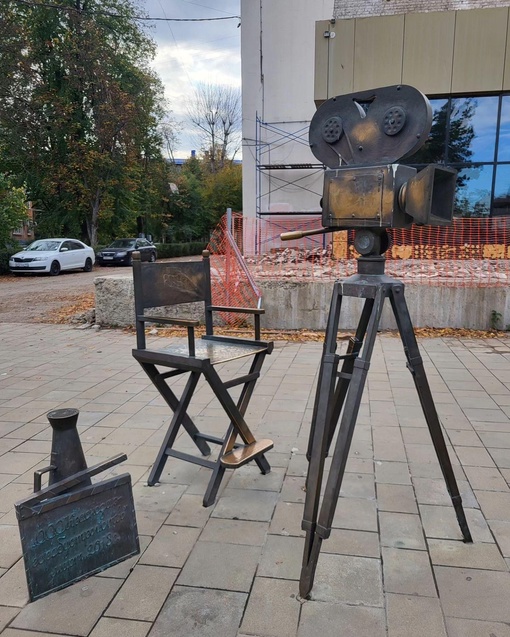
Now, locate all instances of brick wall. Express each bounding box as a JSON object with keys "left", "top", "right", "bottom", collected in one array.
[{"left": 333, "top": 0, "right": 510, "bottom": 19}]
